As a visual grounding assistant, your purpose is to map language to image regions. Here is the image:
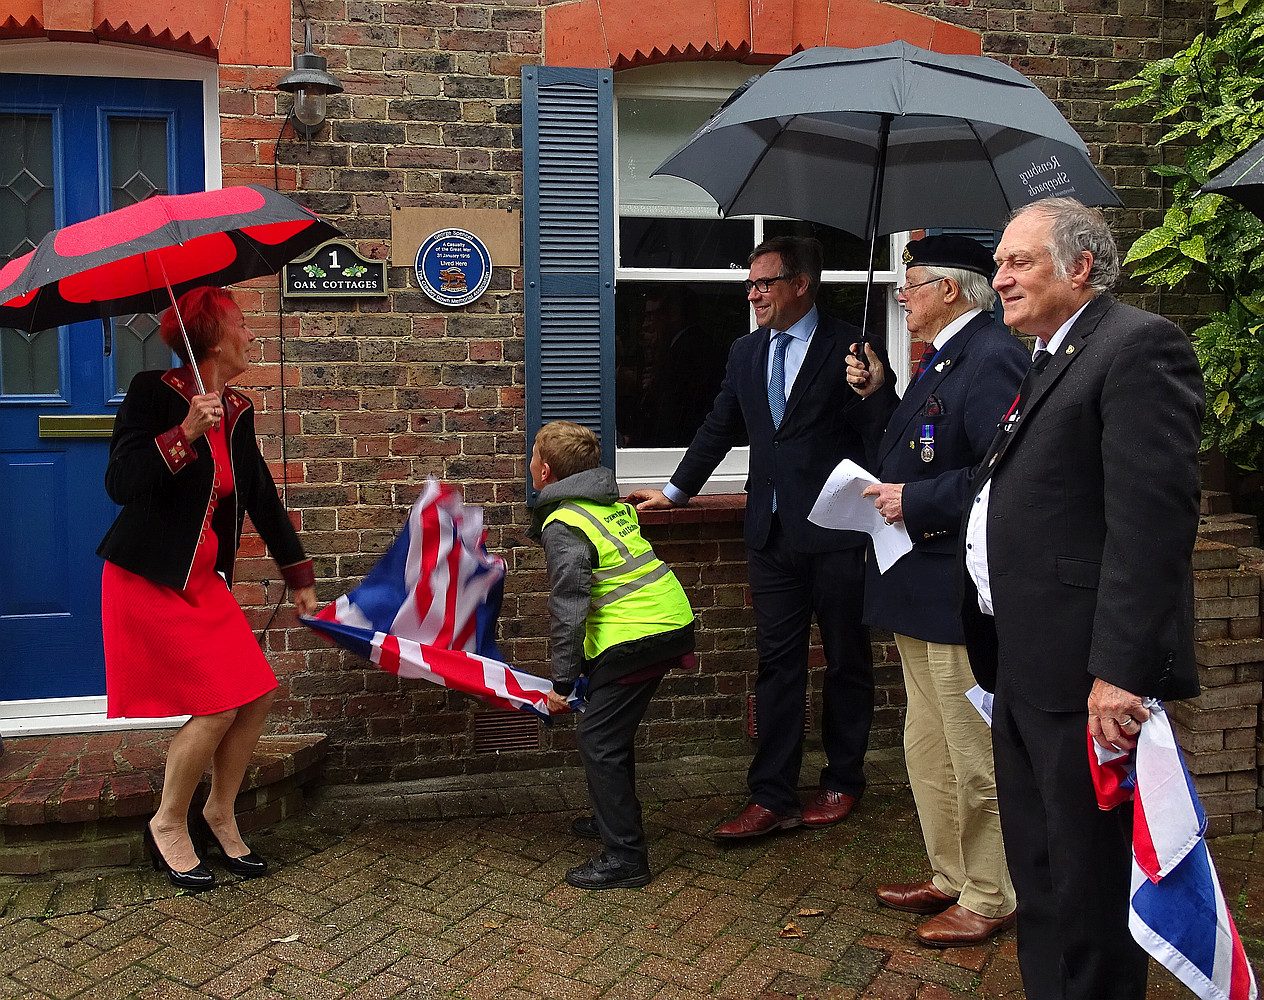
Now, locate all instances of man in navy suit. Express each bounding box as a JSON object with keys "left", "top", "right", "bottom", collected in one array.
[
  {"left": 846, "top": 235, "right": 1026, "bottom": 946},
  {"left": 962, "top": 199, "right": 1203, "bottom": 999},
  {"left": 629, "top": 236, "right": 895, "bottom": 839}
]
